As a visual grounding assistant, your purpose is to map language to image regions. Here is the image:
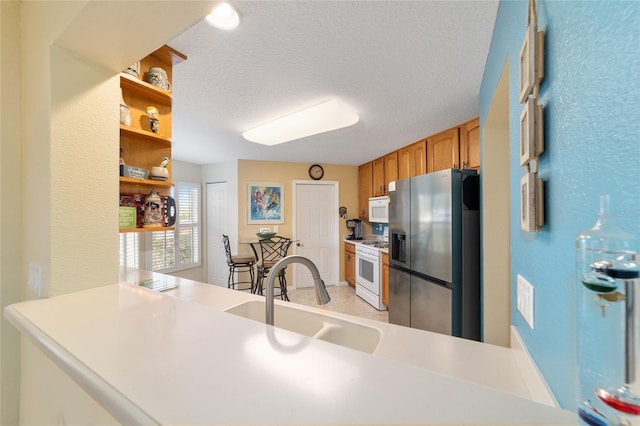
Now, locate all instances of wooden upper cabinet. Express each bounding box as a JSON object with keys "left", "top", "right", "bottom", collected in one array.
[
  {"left": 384, "top": 151, "right": 398, "bottom": 190},
  {"left": 372, "top": 157, "right": 385, "bottom": 197},
  {"left": 426, "top": 127, "right": 460, "bottom": 173},
  {"left": 371, "top": 152, "right": 399, "bottom": 196},
  {"left": 357, "top": 117, "right": 479, "bottom": 221},
  {"left": 397, "top": 140, "right": 426, "bottom": 179},
  {"left": 460, "top": 117, "right": 480, "bottom": 171},
  {"left": 412, "top": 139, "right": 427, "bottom": 176},
  {"left": 397, "top": 145, "right": 412, "bottom": 180},
  {"left": 358, "top": 162, "right": 373, "bottom": 219}
]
